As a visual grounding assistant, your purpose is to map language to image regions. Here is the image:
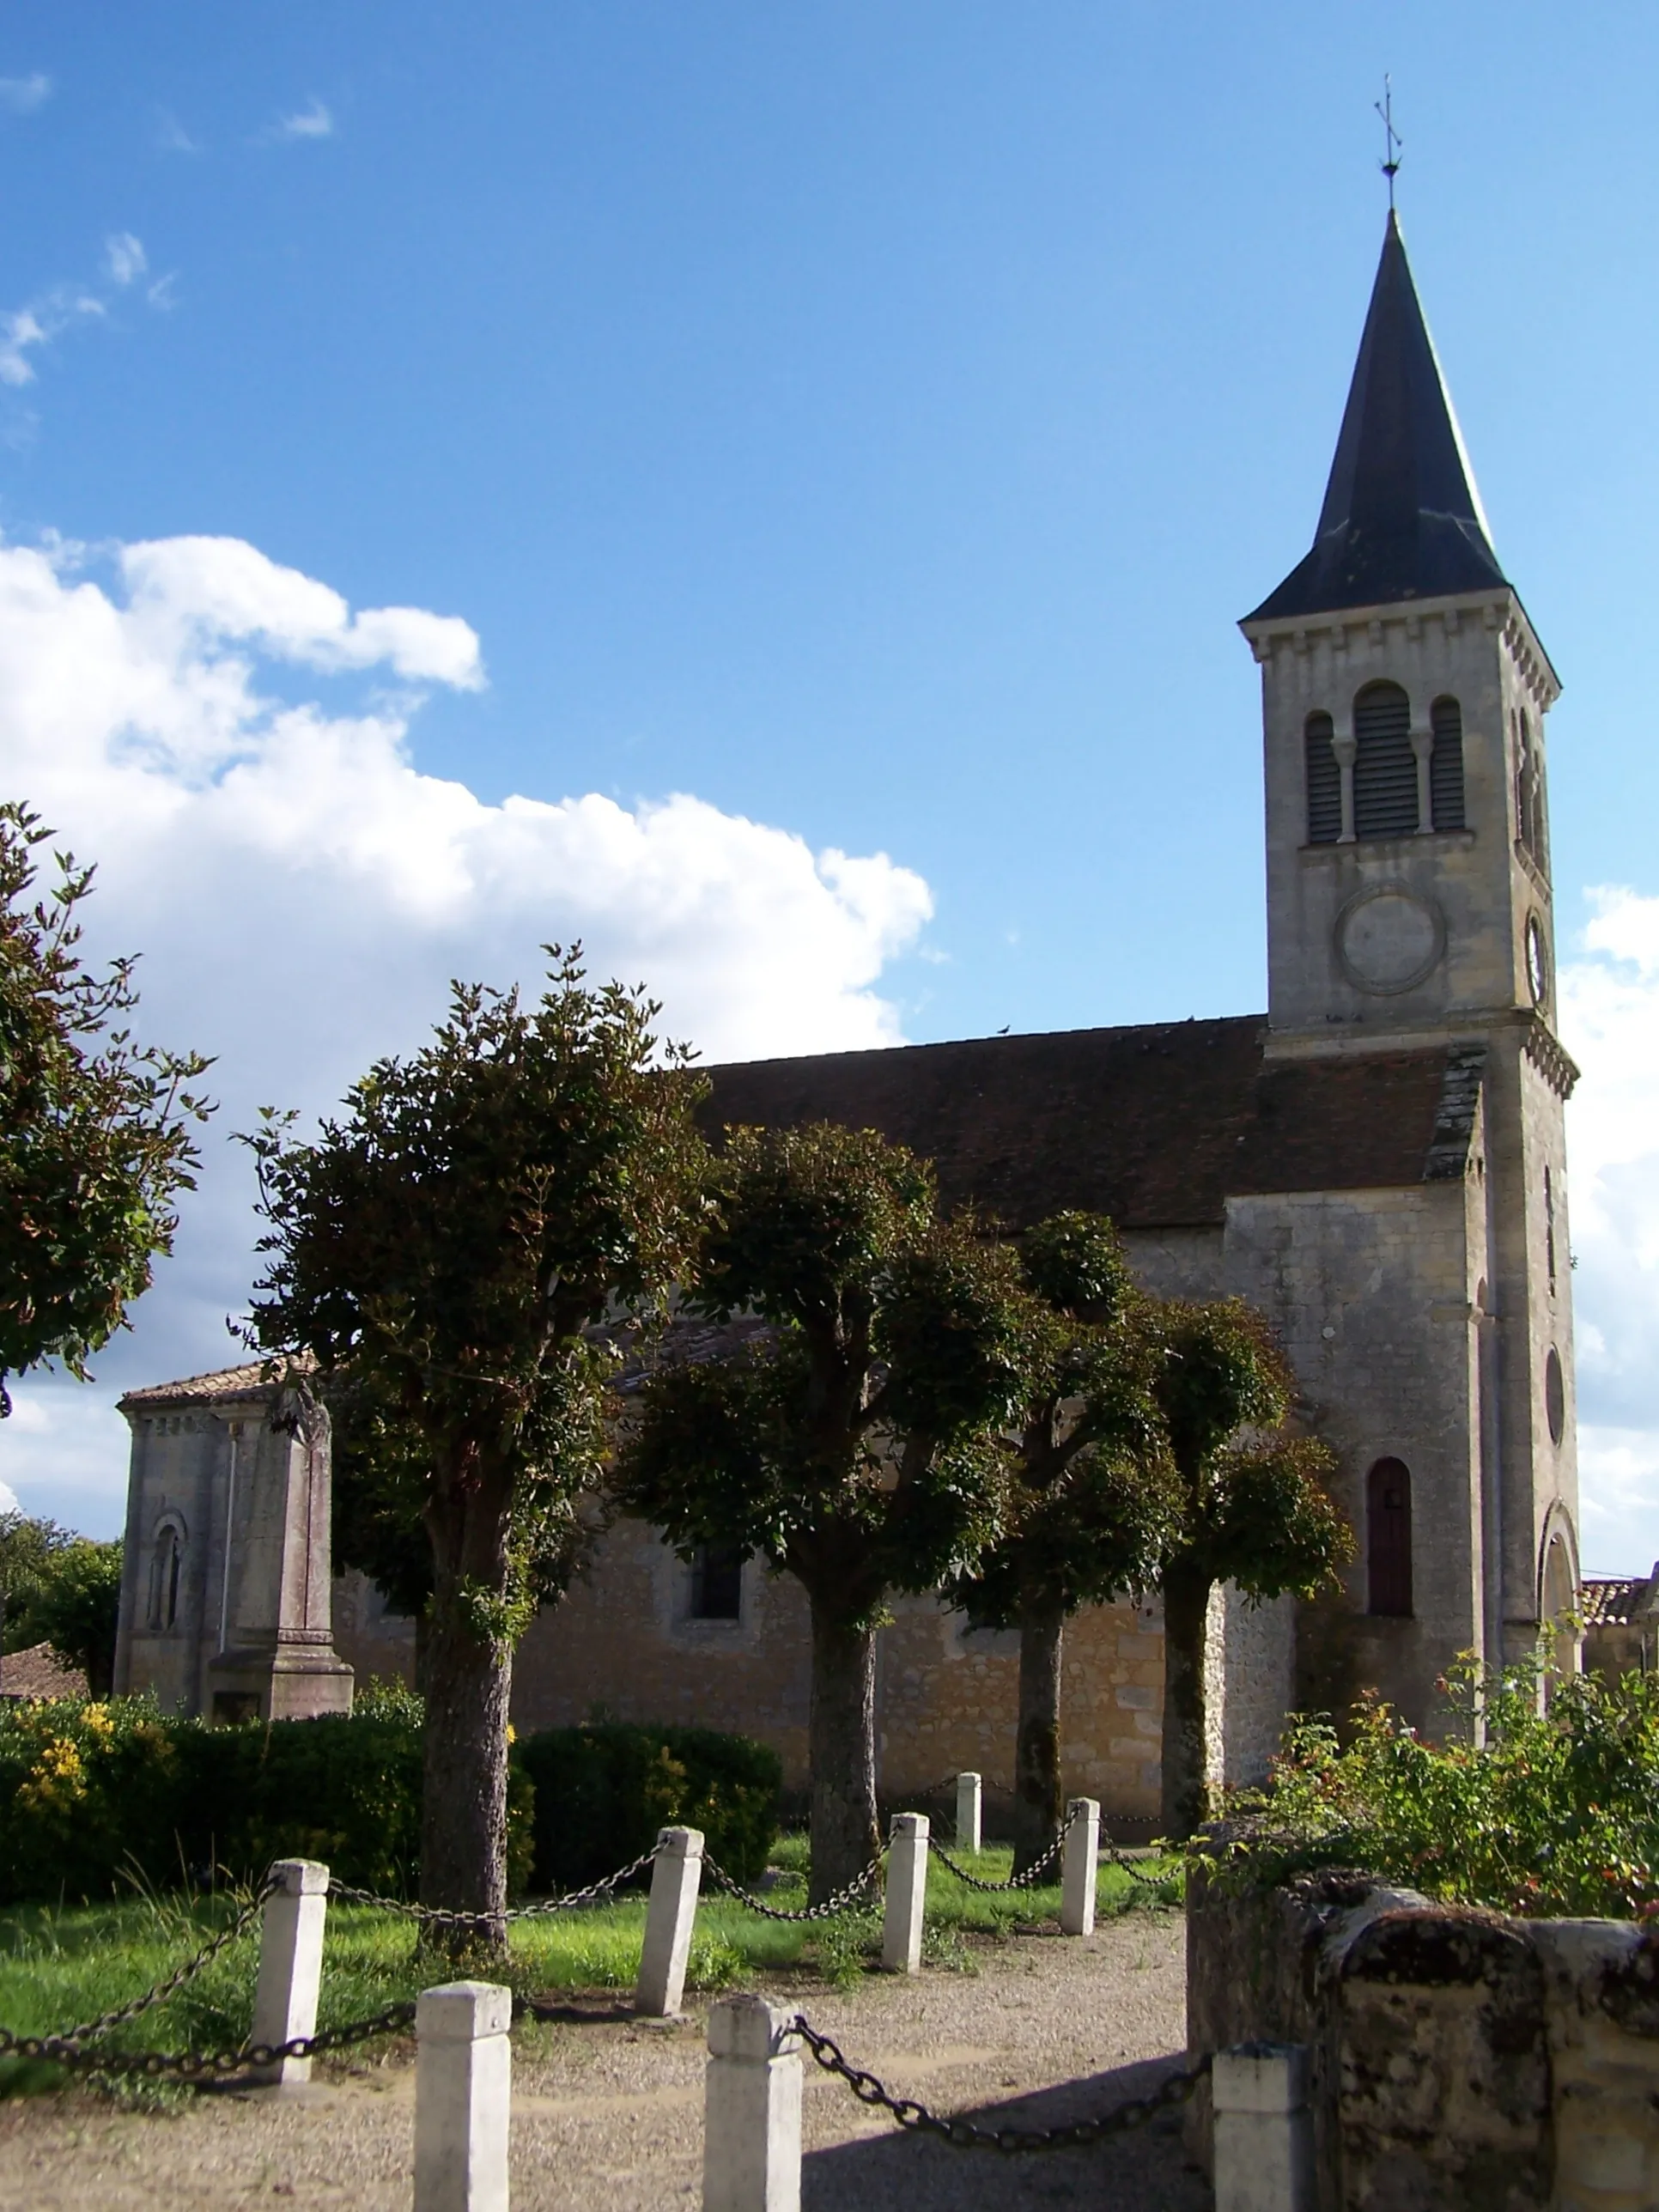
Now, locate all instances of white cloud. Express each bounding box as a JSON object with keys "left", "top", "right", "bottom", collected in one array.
[
  {"left": 0, "top": 74, "right": 50, "bottom": 116},
  {"left": 0, "top": 529, "right": 932, "bottom": 1532},
  {"left": 1560, "top": 887, "right": 1659, "bottom": 1569},
  {"left": 0, "top": 1481, "right": 17, "bottom": 1515},
  {"left": 155, "top": 109, "right": 198, "bottom": 155},
  {"left": 105, "top": 233, "right": 148, "bottom": 288},
  {"left": 271, "top": 98, "right": 334, "bottom": 142}
]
